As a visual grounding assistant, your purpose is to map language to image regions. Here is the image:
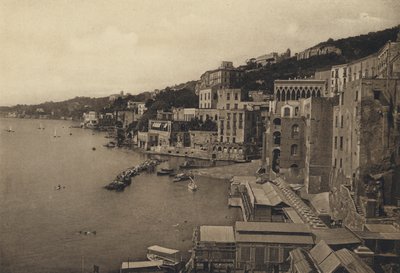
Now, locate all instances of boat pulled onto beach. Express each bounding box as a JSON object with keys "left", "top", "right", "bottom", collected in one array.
[{"left": 104, "top": 158, "right": 164, "bottom": 191}]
